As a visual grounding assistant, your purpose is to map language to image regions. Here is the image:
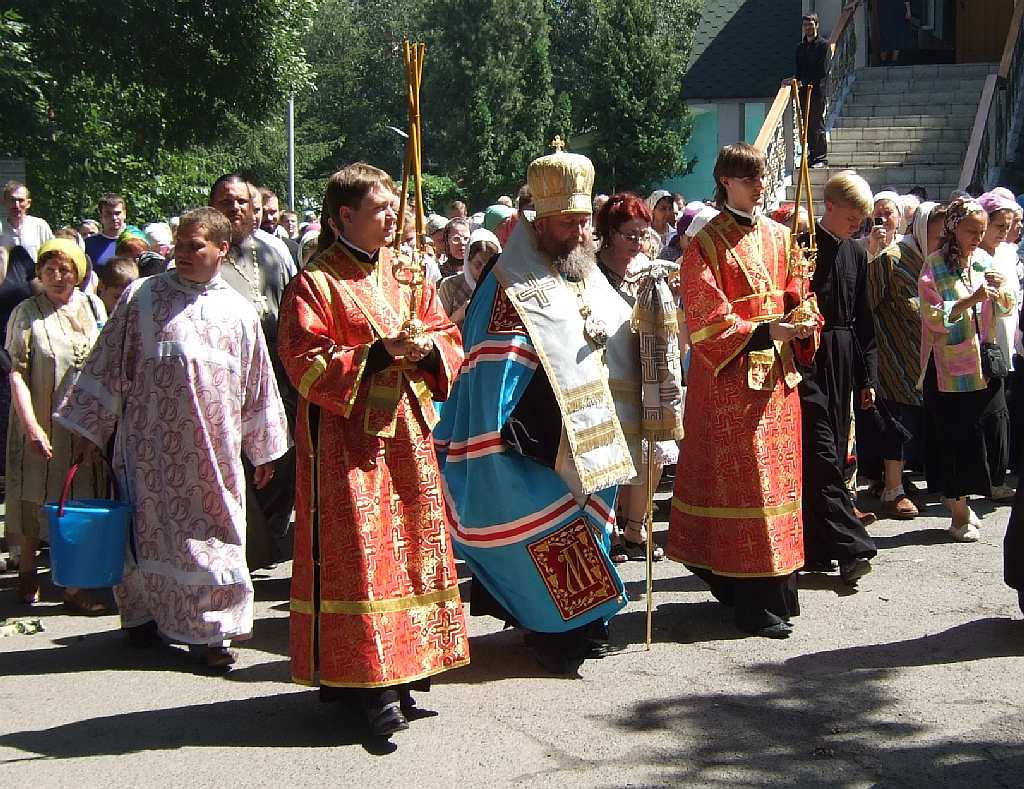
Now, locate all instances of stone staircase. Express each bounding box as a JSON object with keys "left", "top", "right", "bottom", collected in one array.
[{"left": 786, "top": 63, "right": 997, "bottom": 205}]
